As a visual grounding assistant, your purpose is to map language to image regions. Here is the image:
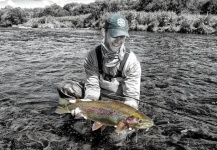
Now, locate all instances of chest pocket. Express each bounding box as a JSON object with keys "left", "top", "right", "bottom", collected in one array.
[{"left": 95, "top": 45, "right": 130, "bottom": 81}]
